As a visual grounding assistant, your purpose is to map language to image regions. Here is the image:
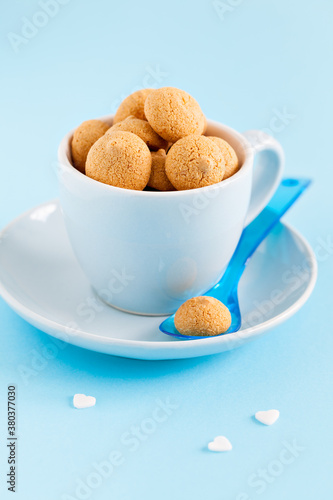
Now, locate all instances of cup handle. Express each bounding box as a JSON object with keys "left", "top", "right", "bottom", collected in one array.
[{"left": 242, "top": 129, "right": 285, "bottom": 226}]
